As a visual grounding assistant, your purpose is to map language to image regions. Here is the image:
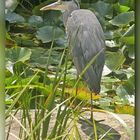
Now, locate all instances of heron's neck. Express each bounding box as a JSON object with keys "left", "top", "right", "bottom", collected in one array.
[
  {"left": 62, "top": 4, "right": 80, "bottom": 26},
  {"left": 62, "top": 11, "right": 70, "bottom": 26}
]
